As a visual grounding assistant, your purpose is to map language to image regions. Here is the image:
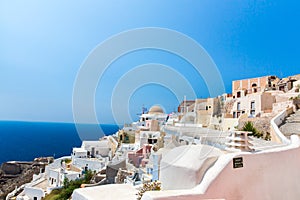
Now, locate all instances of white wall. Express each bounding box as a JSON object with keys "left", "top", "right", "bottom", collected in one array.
[
  {"left": 143, "top": 139, "right": 300, "bottom": 200},
  {"left": 222, "top": 118, "right": 239, "bottom": 131},
  {"left": 270, "top": 109, "right": 292, "bottom": 143},
  {"left": 152, "top": 153, "right": 162, "bottom": 181},
  {"left": 72, "top": 157, "right": 106, "bottom": 172},
  {"left": 48, "top": 169, "right": 60, "bottom": 187},
  {"left": 72, "top": 148, "right": 87, "bottom": 159},
  {"left": 232, "top": 93, "right": 261, "bottom": 117},
  {"left": 82, "top": 140, "right": 111, "bottom": 157},
  {"left": 66, "top": 172, "right": 81, "bottom": 181},
  {"left": 23, "top": 187, "right": 45, "bottom": 200}
]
